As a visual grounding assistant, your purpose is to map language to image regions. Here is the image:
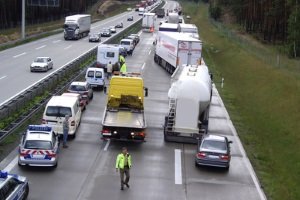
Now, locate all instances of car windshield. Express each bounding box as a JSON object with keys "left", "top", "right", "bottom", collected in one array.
[
  {"left": 46, "top": 106, "right": 72, "bottom": 117},
  {"left": 34, "top": 58, "right": 46, "bottom": 63},
  {"left": 24, "top": 140, "right": 52, "bottom": 150},
  {"left": 69, "top": 85, "right": 86, "bottom": 91},
  {"left": 121, "top": 41, "right": 130, "bottom": 45},
  {"left": 95, "top": 71, "right": 102, "bottom": 78},
  {"left": 201, "top": 140, "right": 227, "bottom": 151}
]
